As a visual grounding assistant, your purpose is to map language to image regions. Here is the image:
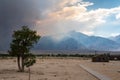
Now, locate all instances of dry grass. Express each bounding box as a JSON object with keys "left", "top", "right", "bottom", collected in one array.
[{"left": 0, "top": 58, "right": 119, "bottom": 80}]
